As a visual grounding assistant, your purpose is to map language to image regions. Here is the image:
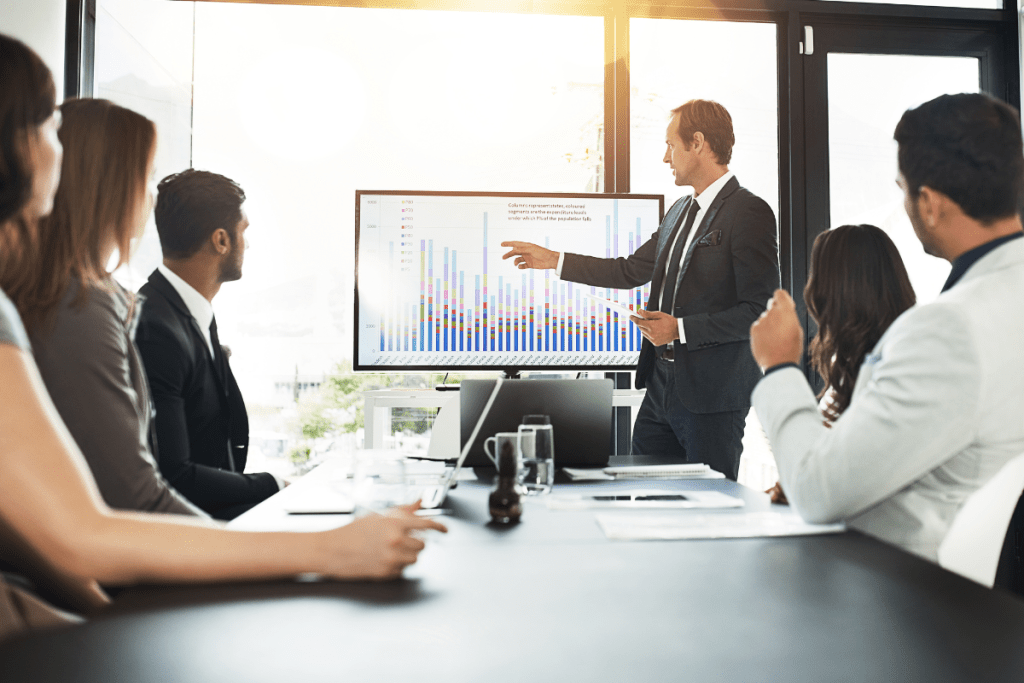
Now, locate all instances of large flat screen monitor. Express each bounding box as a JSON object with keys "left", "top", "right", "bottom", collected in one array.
[{"left": 354, "top": 190, "right": 664, "bottom": 372}]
